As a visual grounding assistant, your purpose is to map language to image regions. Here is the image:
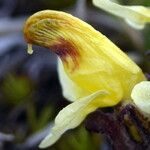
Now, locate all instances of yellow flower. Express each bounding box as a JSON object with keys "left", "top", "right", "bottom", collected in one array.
[
  {"left": 93, "top": 0, "right": 150, "bottom": 29},
  {"left": 23, "top": 10, "right": 146, "bottom": 148},
  {"left": 131, "top": 81, "right": 150, "bottom": 115}
]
